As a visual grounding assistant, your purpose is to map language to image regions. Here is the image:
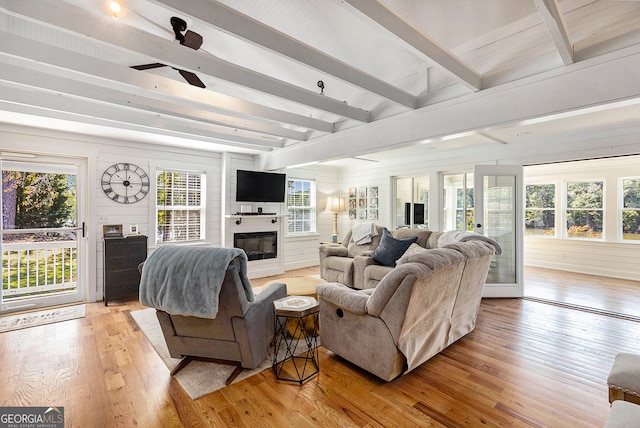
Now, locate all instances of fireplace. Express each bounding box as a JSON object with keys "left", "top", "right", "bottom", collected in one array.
[{"left": 234, "top": 231, "right": 277, "bottom": 261}]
